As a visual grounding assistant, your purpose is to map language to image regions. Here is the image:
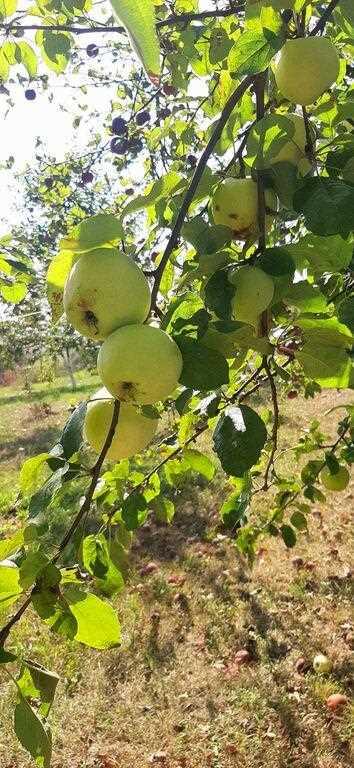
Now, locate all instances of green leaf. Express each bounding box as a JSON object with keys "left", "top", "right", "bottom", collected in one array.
[
  {"left": 228, "top": 29, "right": 284, "bottom": 76},
  {"left": 36, "top": 30, "right": 72, "bottom": 74},
  {"left": 182, "top": 216, "right": 232, "bottom": 254},
  {"left": 60, "top": 402, "right": 87, "bottom": 459},
  {"left": 16, "top": 42, "right": 37, "bottom": 78},
  {"left": 153, "top": 497, "right": 175, "bottom": 524},
  {"left": 296, "top": 345, "right": 352, "bottom": 389},
  {"left": 17, "top": 660, "right": 59, "bottom": 718},
  {"left": 121, "top": 492, "right": 148, "bottom": 531},
  {"left": 28, "top": 467, "right": 68, "bottom": 519},
  {"left": 82, "top": 534, "right": 124, "bottom": 596},
  {"left": 0, "top": 281, "right": 27, "bottom": 303},
  {"left": 205, "top": 269, "right": 235, "bottom": 319},
  {"left": 338, "top": 296, "right": 354, "bottom": 333},
  {"left": 20, "top": 453, "right": 50, "bottom": 495},
  {"left": 184, "top": 449, "right": 215, "bottom": 480},
  {"left": 209, "top": 26, "right": 233, "bottom": 64},
  {"left": 0, "top": 564, "right": 23, "bottom": 615},
  {"left": 280, "top": 524, "right": 297, "bottom": 548},
  {"left": 64, "top": 585, "right": 121, "bottom": 649},
  {"left": 284, "top": 282, "right": 328, "bottom": 314},
  {"left": 46, "top": 250, "right": 77, "bottom": 323},
  {"left": 61, "top": 214, "right": 123, "bottom": 252},
  {"left": 14, "top": 699, "right": 52, "bottom": 768},
  {"left": 293, "top": 179, "right": 354, "bottom": 238},
  {"left": 120, "top": 172, "right": 182, "bottom": 219},
  {"left": 32, "top": 590, "right": 77, "bottom": 641},
  {"left": 290, "top": 510, "right": 308, "bottom": 531},
  {"left": 109, "top": 0, "right": 160, "bottom": 82},
  {"left": 220, "top": 478, "right": 250, "bottom": 529},
  {"left": 213, "top": 405, "right": 267, "bottom": 476},
  {"left": 258, "top": 247, "right": 295, "bottom": 277},
  {"left": 285, "top": 235, "right": 353, "bottom": 274},
  {"left": 0, "top": 530, "right": 24, "bottom": 560},
  {"left": 0, "top": 648, "right": 17, "bottom": 663},
  {"left": 19, "top": 552, "right": 50, "bottom": 590},
  {"left": 177, "top": 337, "right": 229, "bottom": 391},
  {"left": 0, "top": 0, "right": 17, "bottom": 16}
]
